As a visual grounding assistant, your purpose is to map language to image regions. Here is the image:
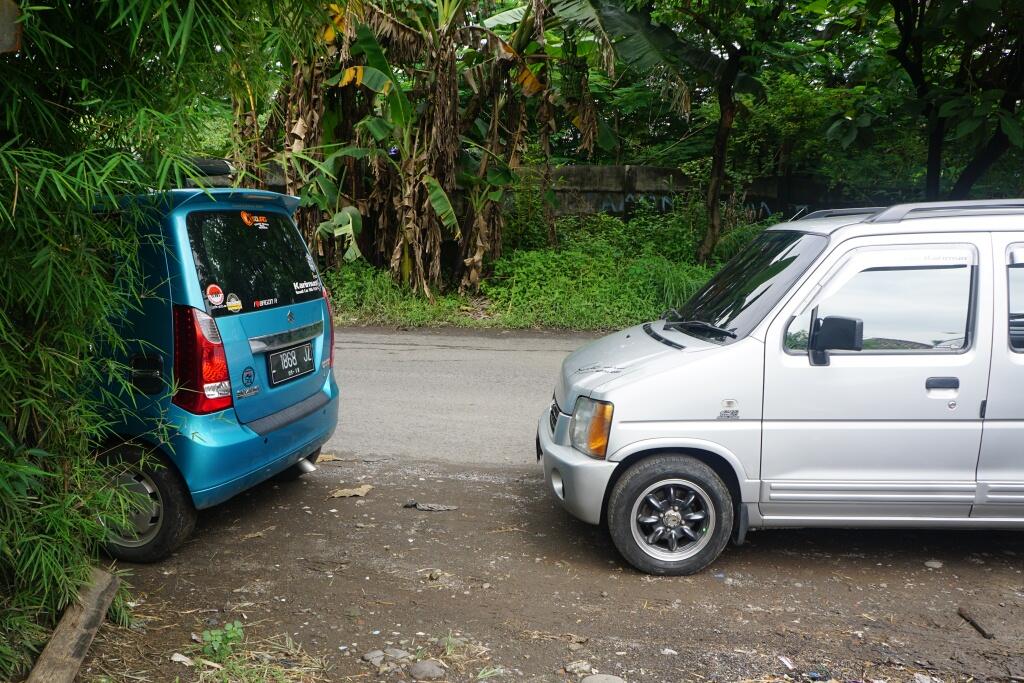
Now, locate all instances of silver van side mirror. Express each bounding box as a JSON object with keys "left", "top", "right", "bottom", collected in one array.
[{"left": 809, "top": 316, "right": 863, "bottom": 366}]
